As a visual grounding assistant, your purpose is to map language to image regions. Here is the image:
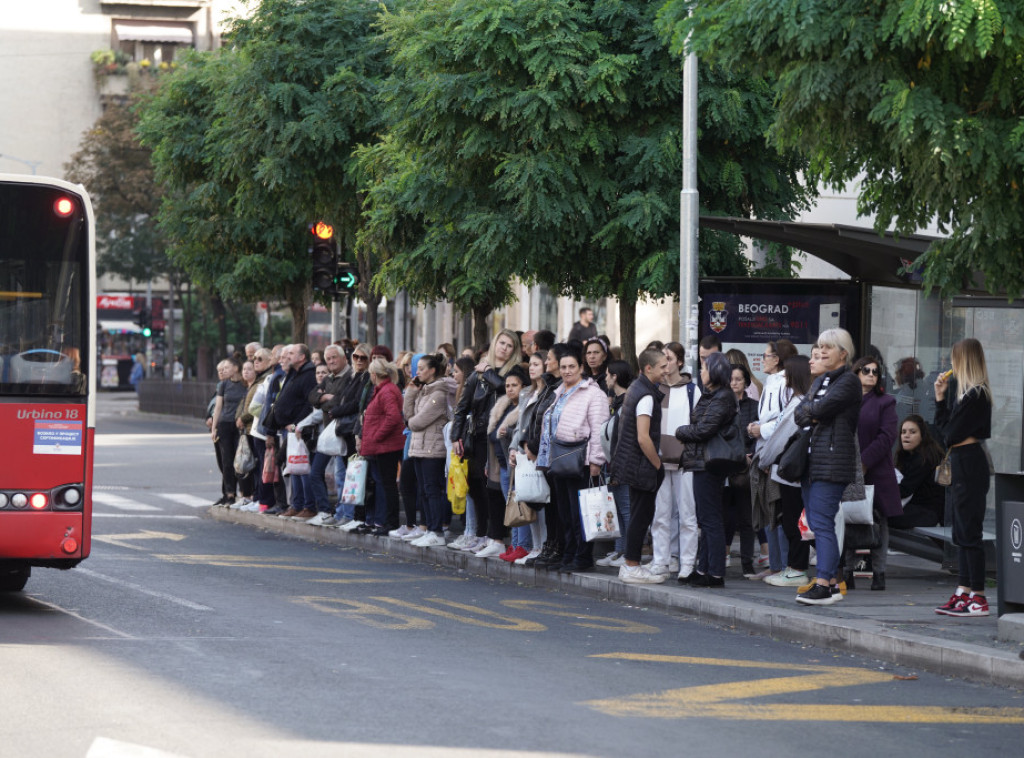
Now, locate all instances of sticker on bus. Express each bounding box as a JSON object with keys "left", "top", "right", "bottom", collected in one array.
[{"left": 32, "top": 420, "right": 83, "bottom": 455}]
